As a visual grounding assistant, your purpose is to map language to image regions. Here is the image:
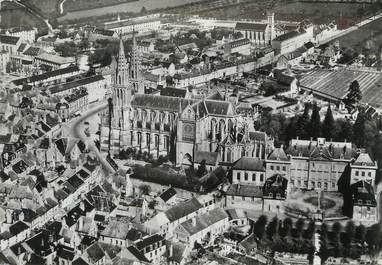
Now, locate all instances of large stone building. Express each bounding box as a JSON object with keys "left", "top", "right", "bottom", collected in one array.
[{"left": 100, "top": 36, "right": 274, "bottom": 166}]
